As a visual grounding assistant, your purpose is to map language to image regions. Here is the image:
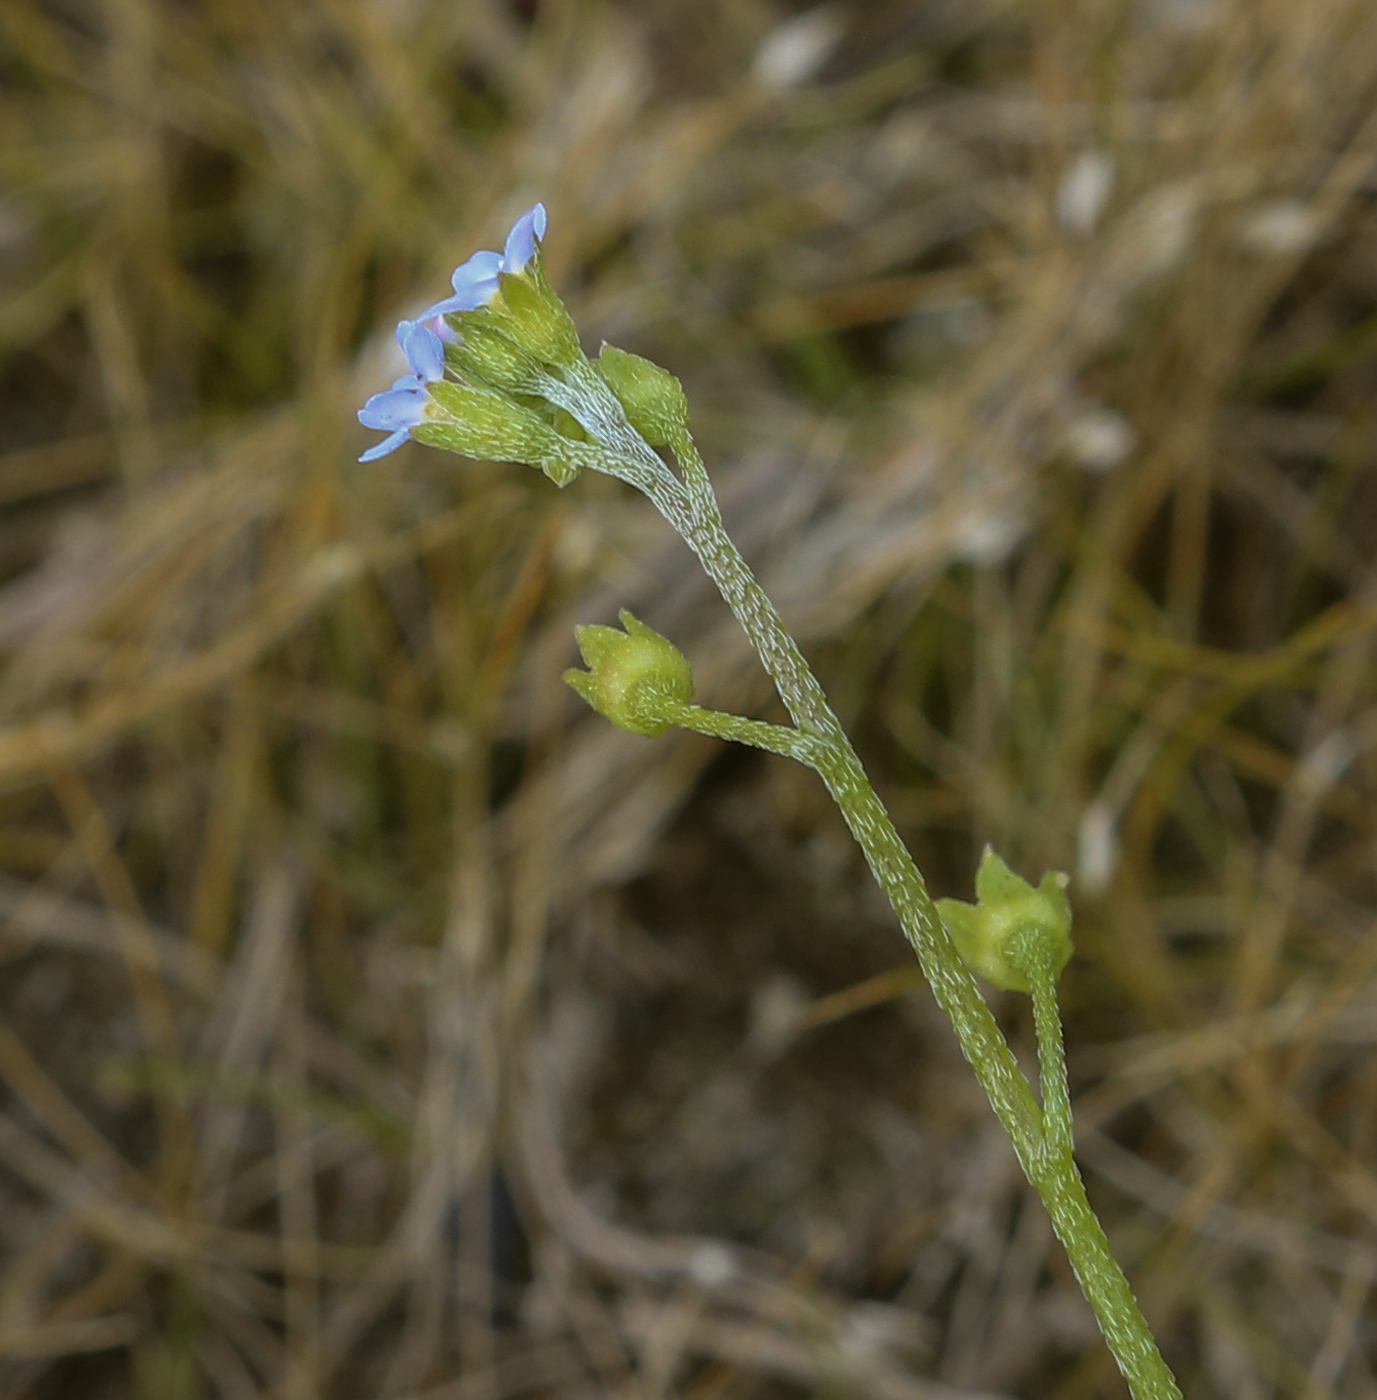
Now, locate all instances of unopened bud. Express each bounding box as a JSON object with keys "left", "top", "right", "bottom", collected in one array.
[
  {"left": 597, "top": 345, "right": 689, "bottom": 447},
  {"left": 564, "top": 610, "right": 694, "bottom": 737},
  {"left": 937, "top": 847, "right": 1073, "bottom": 994}
]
